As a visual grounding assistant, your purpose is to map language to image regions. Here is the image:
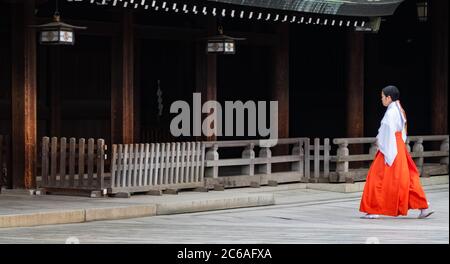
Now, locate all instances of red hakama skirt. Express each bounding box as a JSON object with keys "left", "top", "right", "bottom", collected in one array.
[{"left": 360, "top": 132, "right": 429, "bottom": 216}]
